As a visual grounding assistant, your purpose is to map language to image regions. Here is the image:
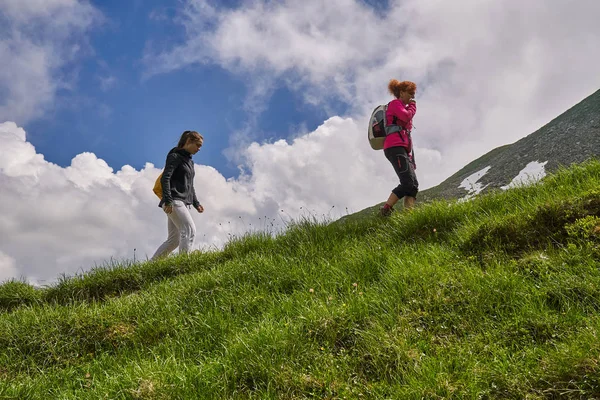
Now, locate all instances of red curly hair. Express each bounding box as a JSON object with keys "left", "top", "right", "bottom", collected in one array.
[{"left": 388, "top": 79, "right": 416, "bottom": 99}]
